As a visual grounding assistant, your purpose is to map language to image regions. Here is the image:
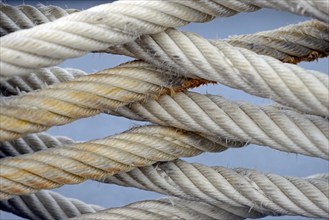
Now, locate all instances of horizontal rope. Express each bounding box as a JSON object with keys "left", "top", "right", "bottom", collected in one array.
[
  {"left": 0, "top": 60, "right": 209, "bottom": 141},
  {"left": 0, "top": 66, "right": 86, "bottom": 96},
  {"left": 0, "top": 3, "right": 78, "bottom": 37},
  {"left": 70, "top": 197, "right": 250, "bottom": 220},
  {"left": 3, "top": 3, "right": 327, "bottom": 65},
  {"left": 105, "top": 159, "right": 329, "bottom": 218},
  {"left": 0, "top": 125, "right": 239, "bottom": 200},
  {"left": 108, "top": 91, "right": 329, "bottom": 159},
  {"left": 0, "top": 132, "right": 74, "bottom": 158},
  {"left": 107, "top": 28, "right": 329, "bottom": 116},
  {"left": 0, "top": 190, "right": 104, "bottom": 220},
  {"left": 0, "top": 0, "right": 263, "bottom": 76}
]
